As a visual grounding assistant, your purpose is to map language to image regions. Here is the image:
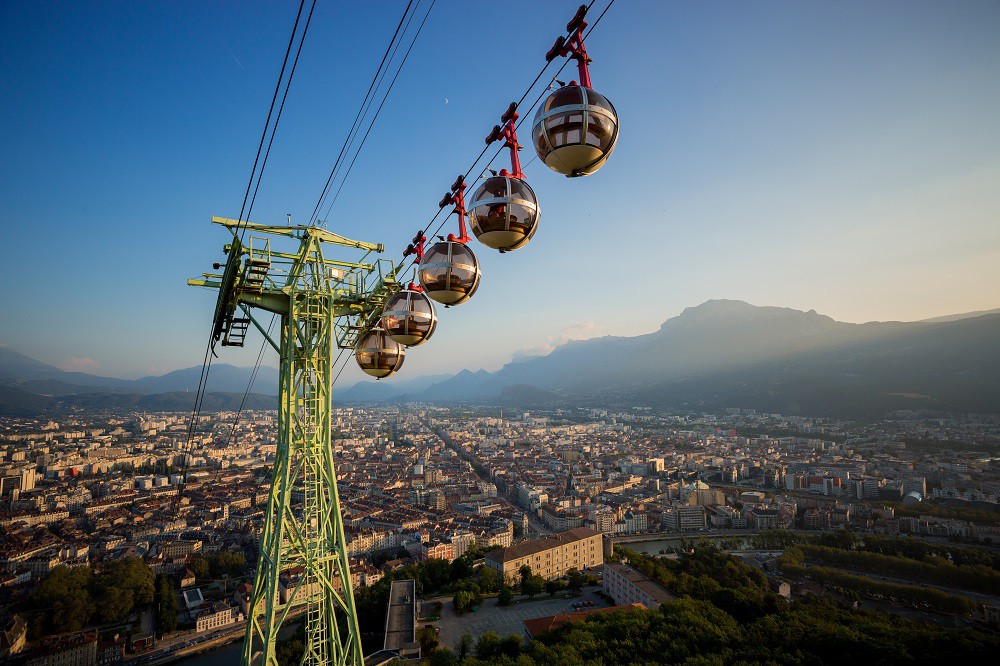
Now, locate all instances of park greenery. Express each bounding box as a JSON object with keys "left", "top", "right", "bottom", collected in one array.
[
  {"left": 797, "top": 542, "right": 1000, "bottom": 595},
  {"left": 31, "top": 557, "right": 154, "bottom": 637},
  {"left": 891, "top": 502, "right": 1000, "bottom": 527},
  {"left": 415, "top": 546, "right": 998, "bottom": 665},
  {"left": 188, "top": 550, "right": 248, "bottom": 581},
  {"left": 779, "top": 547, "right": 977, "bottom": 615}
]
